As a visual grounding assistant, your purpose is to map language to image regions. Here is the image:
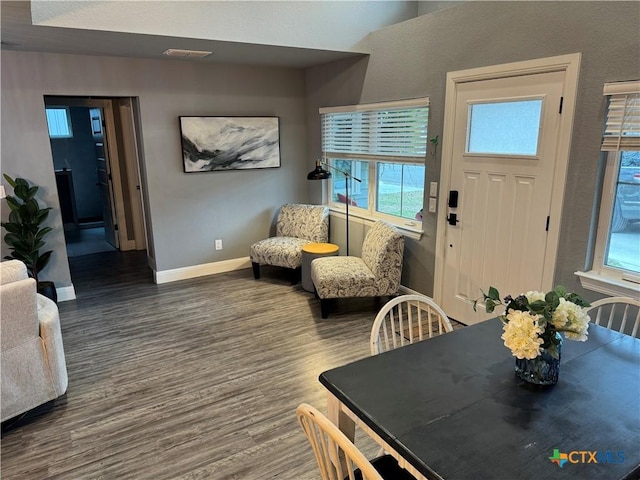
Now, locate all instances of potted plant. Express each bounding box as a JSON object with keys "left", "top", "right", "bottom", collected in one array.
[
  {"left": 474, "top": 285, "right": 590, "bottom": 385},
  {"left": 1, "top": 174, "right": 56, "bottom": 302}
]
